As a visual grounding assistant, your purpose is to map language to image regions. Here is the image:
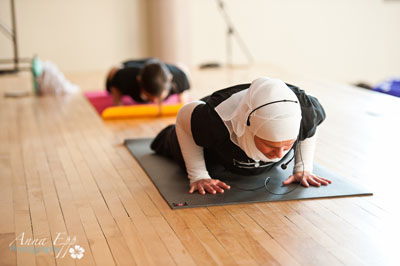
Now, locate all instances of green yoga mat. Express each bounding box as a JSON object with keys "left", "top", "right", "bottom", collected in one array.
[{"left": 124, "top": 138, "right": 372, "bottom": 209}]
